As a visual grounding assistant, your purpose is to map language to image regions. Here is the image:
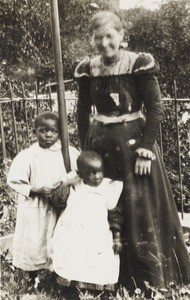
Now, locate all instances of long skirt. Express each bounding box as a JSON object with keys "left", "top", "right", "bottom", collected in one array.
[{"left": 85, "top": 117, "right": 190, "bottom": 289}]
